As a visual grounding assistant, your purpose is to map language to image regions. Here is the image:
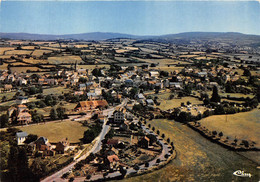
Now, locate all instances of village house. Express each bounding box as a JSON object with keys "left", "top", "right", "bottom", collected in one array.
[
  {"left": 18, "top": 78, "right": 27, "bottom": 85},
  {"left": 138, "top": 136, "right": 150, "bottom": 149},
  {"left": 38, "top": 78, "right": 45, "bottom": 85},
  {"left": 106, "top": 154, "right": 120, "bottom": 170},
  {"left": 74, "top": 100, "right": 108, "bottom": 112},
  {"left": 87, "top": 92, "right": 98, "bottom": 100},
  {"left": 136, "top": 93, "right": 145, "bottom": 102},
  {"left": 107, "top": 139, "right": 119, "bottom": 147},
  {"left": 16, "top": 96, "right": 29, "bottom": 104},
  {"left": 146, "top": 99, "right": 154, "bottom": 106},
  {"left": 113, "top": 109, "right": 125, "bottom": 124},
  {"left": 55, "top": 138, "right": 69, "bottom": 154},
  {"left": 16, "top": 131, "right": 28, "bottom": 145},
  {"left": 79, "top": 83, "right": 87, "bottom": 91},
  {"left": 149, "top": 70, "right": 160, "bottom": 78},
  {"left": 8, "top": 104, "right": 32, "bottom": 125},
  {"left": 4, "top": 84, "right": 13, "bottom": 92},
  {"left": 17, "top": 112, "right": 32, "bottom": 125},
  {"left": 34, "top": 136, "right": 55, "bottom": 156}
]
